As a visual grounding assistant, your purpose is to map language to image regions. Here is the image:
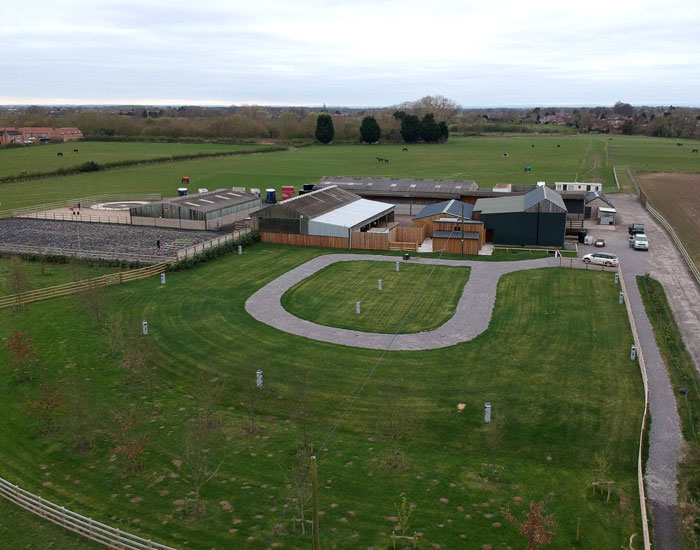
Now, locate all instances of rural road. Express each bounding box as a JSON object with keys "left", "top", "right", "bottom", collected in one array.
[
  {"left": 246, "top": 254, "right": 558, "bottom": 351},
  {"left": 585, "top": 194, "right": 687, "bottom": 550}
]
